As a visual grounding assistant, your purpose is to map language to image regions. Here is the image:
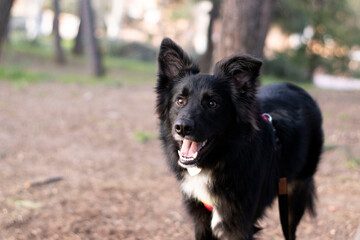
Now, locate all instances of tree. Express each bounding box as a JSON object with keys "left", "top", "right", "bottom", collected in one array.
[
  {"left": 72, "top": 19, "right": 83, "bottom": 55},
  {"left": 0, "top": 0, "right": 14, "bottom": 58},
  {"left": 199, "top": 0, "right": 220, "bottom": 73},
  {"left": 72, "top": 2, "right": 84, "bottom": 55},
  {"left": 53, "top": 0, "right": 66, "bottom": 64},
  {"left": 213, "top": 0, "right": 274, "bottom": 64},
  {"left": 80, "top": 0, "right": 104, "bottom": 76}
]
